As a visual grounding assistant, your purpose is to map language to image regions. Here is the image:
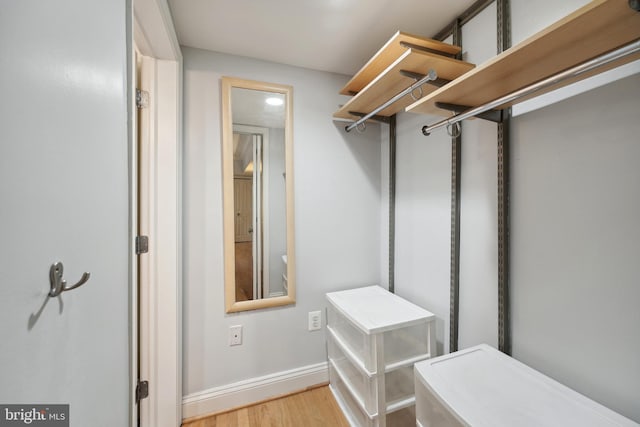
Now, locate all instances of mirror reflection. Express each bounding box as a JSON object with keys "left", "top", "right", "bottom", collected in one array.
[{"left": 222, "top": 77, "right": 295, "bottom": 312}]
